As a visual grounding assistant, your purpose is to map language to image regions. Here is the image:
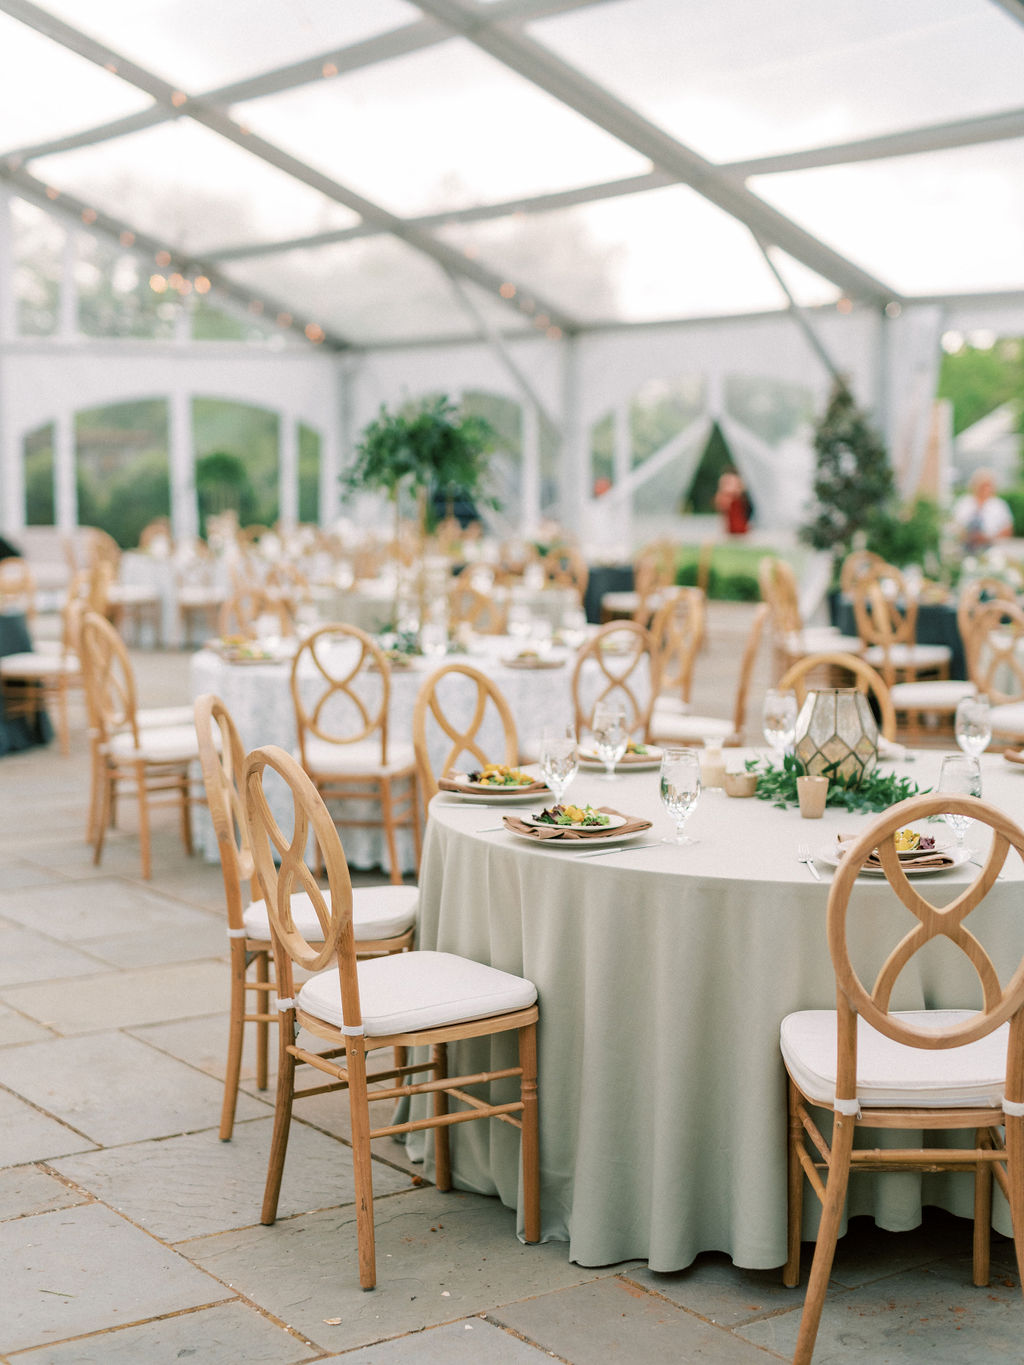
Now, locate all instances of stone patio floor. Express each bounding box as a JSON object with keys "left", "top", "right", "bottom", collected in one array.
[{"left": 1, "top": 606, "right": 1021, "bottom": 1362}]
